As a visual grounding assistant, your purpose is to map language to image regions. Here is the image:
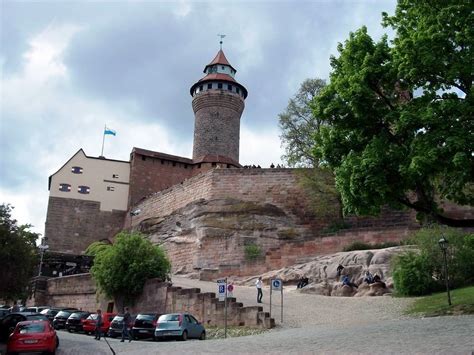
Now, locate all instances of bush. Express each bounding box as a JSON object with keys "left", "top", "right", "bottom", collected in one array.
[
  {"left": 244, "top": 244, "right": 262, "bottom": 261},
  {"left": 392, "top": 226, "right": 474, "bottom": 296},
  {"left": 342, "top": 241, "right": 399, "bottom": 252}
]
